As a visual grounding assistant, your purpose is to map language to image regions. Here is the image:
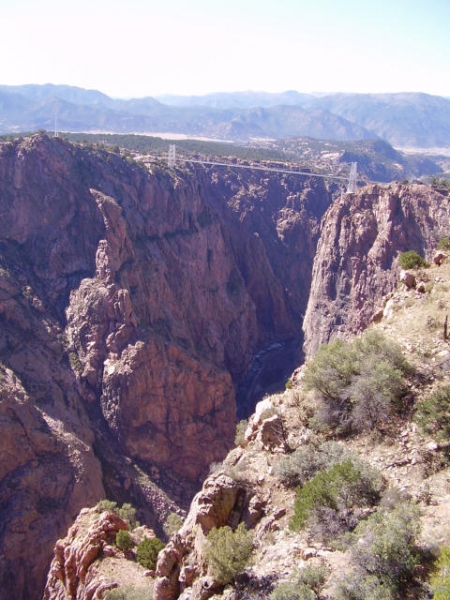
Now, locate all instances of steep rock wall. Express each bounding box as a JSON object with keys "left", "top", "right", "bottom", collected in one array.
[
  {"left": 303, "top": 183, "right": 450, "bottom": 358},
  {"left": 0, "top": 134, "right": 330, "bottom": 600}
]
